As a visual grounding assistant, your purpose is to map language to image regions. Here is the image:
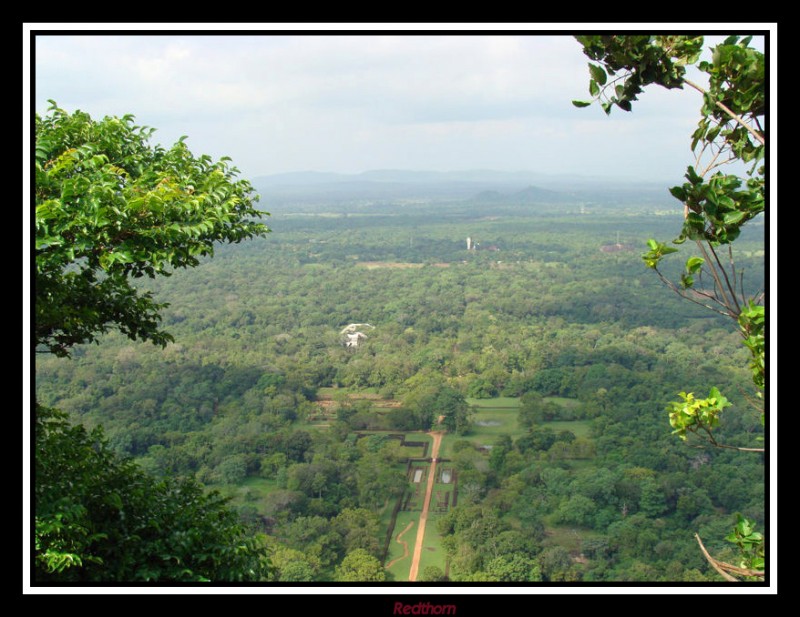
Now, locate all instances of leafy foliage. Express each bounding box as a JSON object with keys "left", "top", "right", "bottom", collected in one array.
[
  {"left": 725, "top": 515, "right": 764, "bottom": 573},
  {"left": 667, "top": 388, "right": 731, "bottom": 441},
  {"left": 35, "top": 102, "right": 269, "bottom": 357},
  {"left": 575, "top": 34, "right": 765, "bottom": 436},
  {"left": 738, "top": 303, "right": 765, "bottom": 390},
  {"left": 334, "top": 548, "right": 386, "bottom": 582},
  {"left": 35, "top": 405, "right": 269, "bottom": 582},
  {"left": 574, "top": 34, "right": 766, "bottom": 581},
  {"left": 573, "top": 36, "right": 704, "bottom": 114},
  {"left": 33, "top": 105, "right": 272, "bottom": 582}
]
